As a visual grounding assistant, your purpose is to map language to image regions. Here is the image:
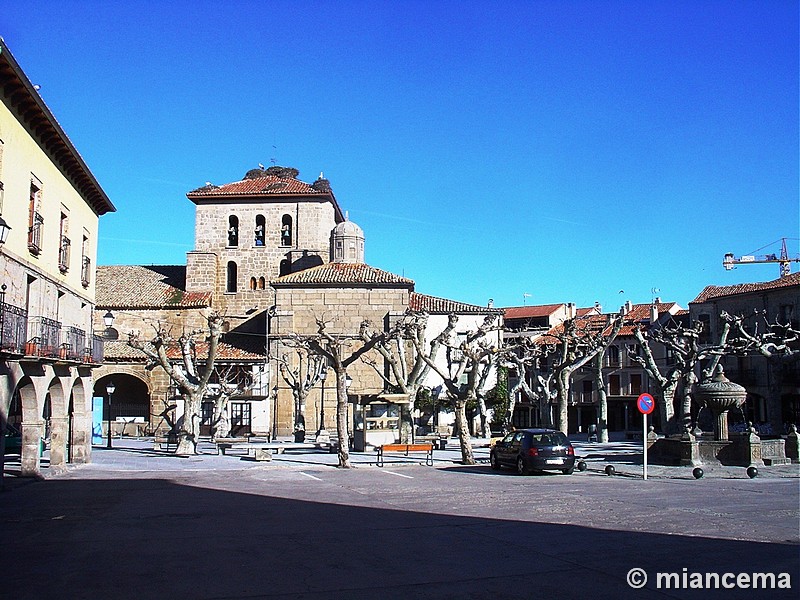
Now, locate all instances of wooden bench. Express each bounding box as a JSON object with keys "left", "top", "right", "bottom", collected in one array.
[{"left": 376, "top": 443, "right": 434, "bottom": 467}]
